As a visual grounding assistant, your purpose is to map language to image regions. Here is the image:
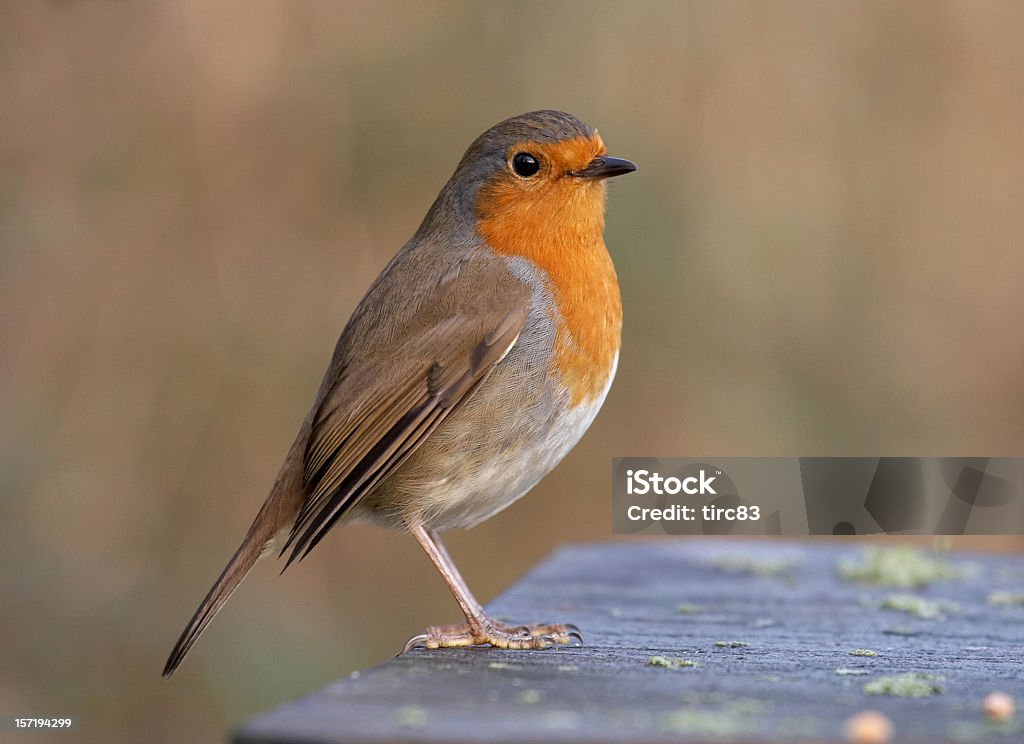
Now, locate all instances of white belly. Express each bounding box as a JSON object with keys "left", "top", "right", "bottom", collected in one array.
[
  {"left": 363, "top": 351, "right": 618, "bottom": 532},
  {"left": 424, "top": 350, "right": 617, "bottom": 530}
]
